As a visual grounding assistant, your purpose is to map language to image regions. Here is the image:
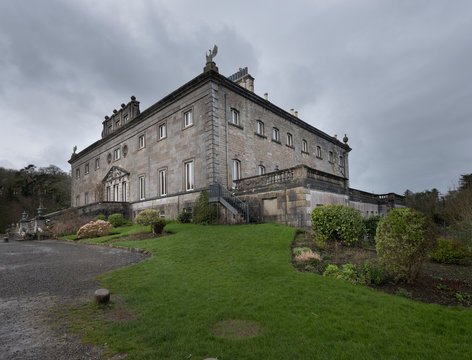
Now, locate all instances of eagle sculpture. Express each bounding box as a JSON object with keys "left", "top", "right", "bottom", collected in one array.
[{"left": 206, "top": 45, "right": 218, "bottom": 63}]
